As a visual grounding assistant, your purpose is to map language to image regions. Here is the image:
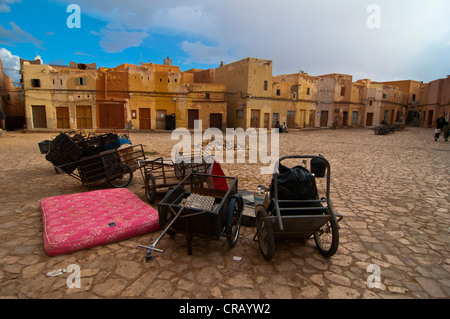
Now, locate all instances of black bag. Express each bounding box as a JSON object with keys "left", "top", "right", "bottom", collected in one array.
[
  {"left": 271, "top": 164, "right": 318, "bottom": 200},
  {"left": 270, "top": 164, "right": 320, "bottom": 214}
]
